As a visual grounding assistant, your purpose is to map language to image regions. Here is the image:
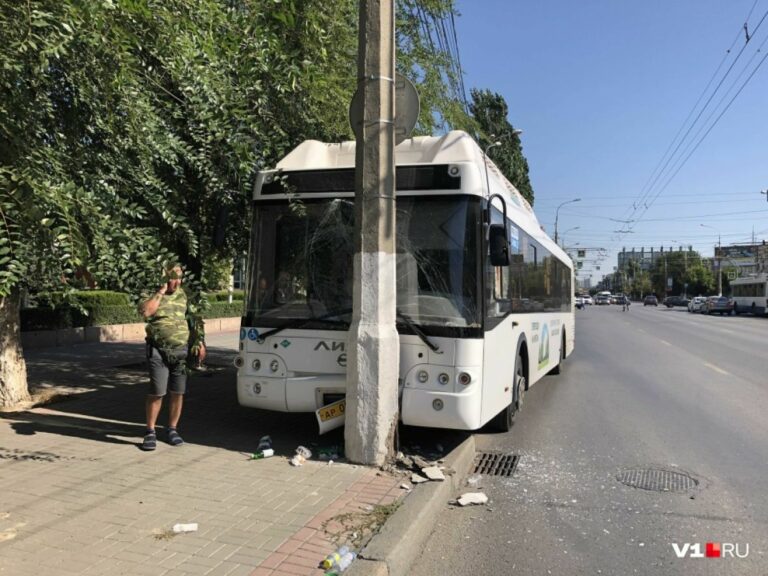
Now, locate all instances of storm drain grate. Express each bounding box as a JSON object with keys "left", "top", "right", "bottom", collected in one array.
[
  {"left": 473, "top": 452, "right": 519, "bottom": 477},
  {"left": 616, "top": 468, "right": 699, "bottom": 492}
]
